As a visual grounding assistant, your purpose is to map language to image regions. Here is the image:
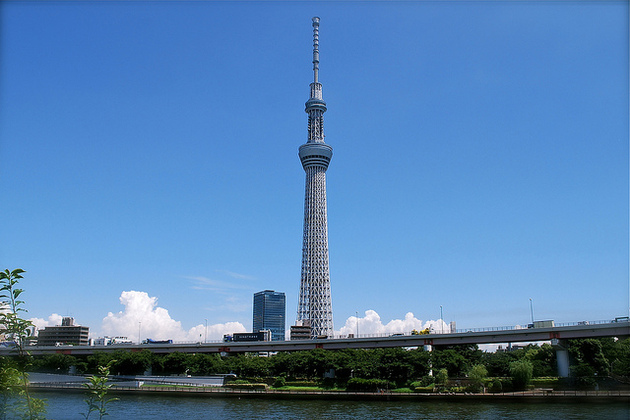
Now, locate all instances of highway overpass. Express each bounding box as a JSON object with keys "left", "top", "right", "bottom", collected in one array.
[{"left": 7, "top": 320, "right": 628, "bottom": 357}]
